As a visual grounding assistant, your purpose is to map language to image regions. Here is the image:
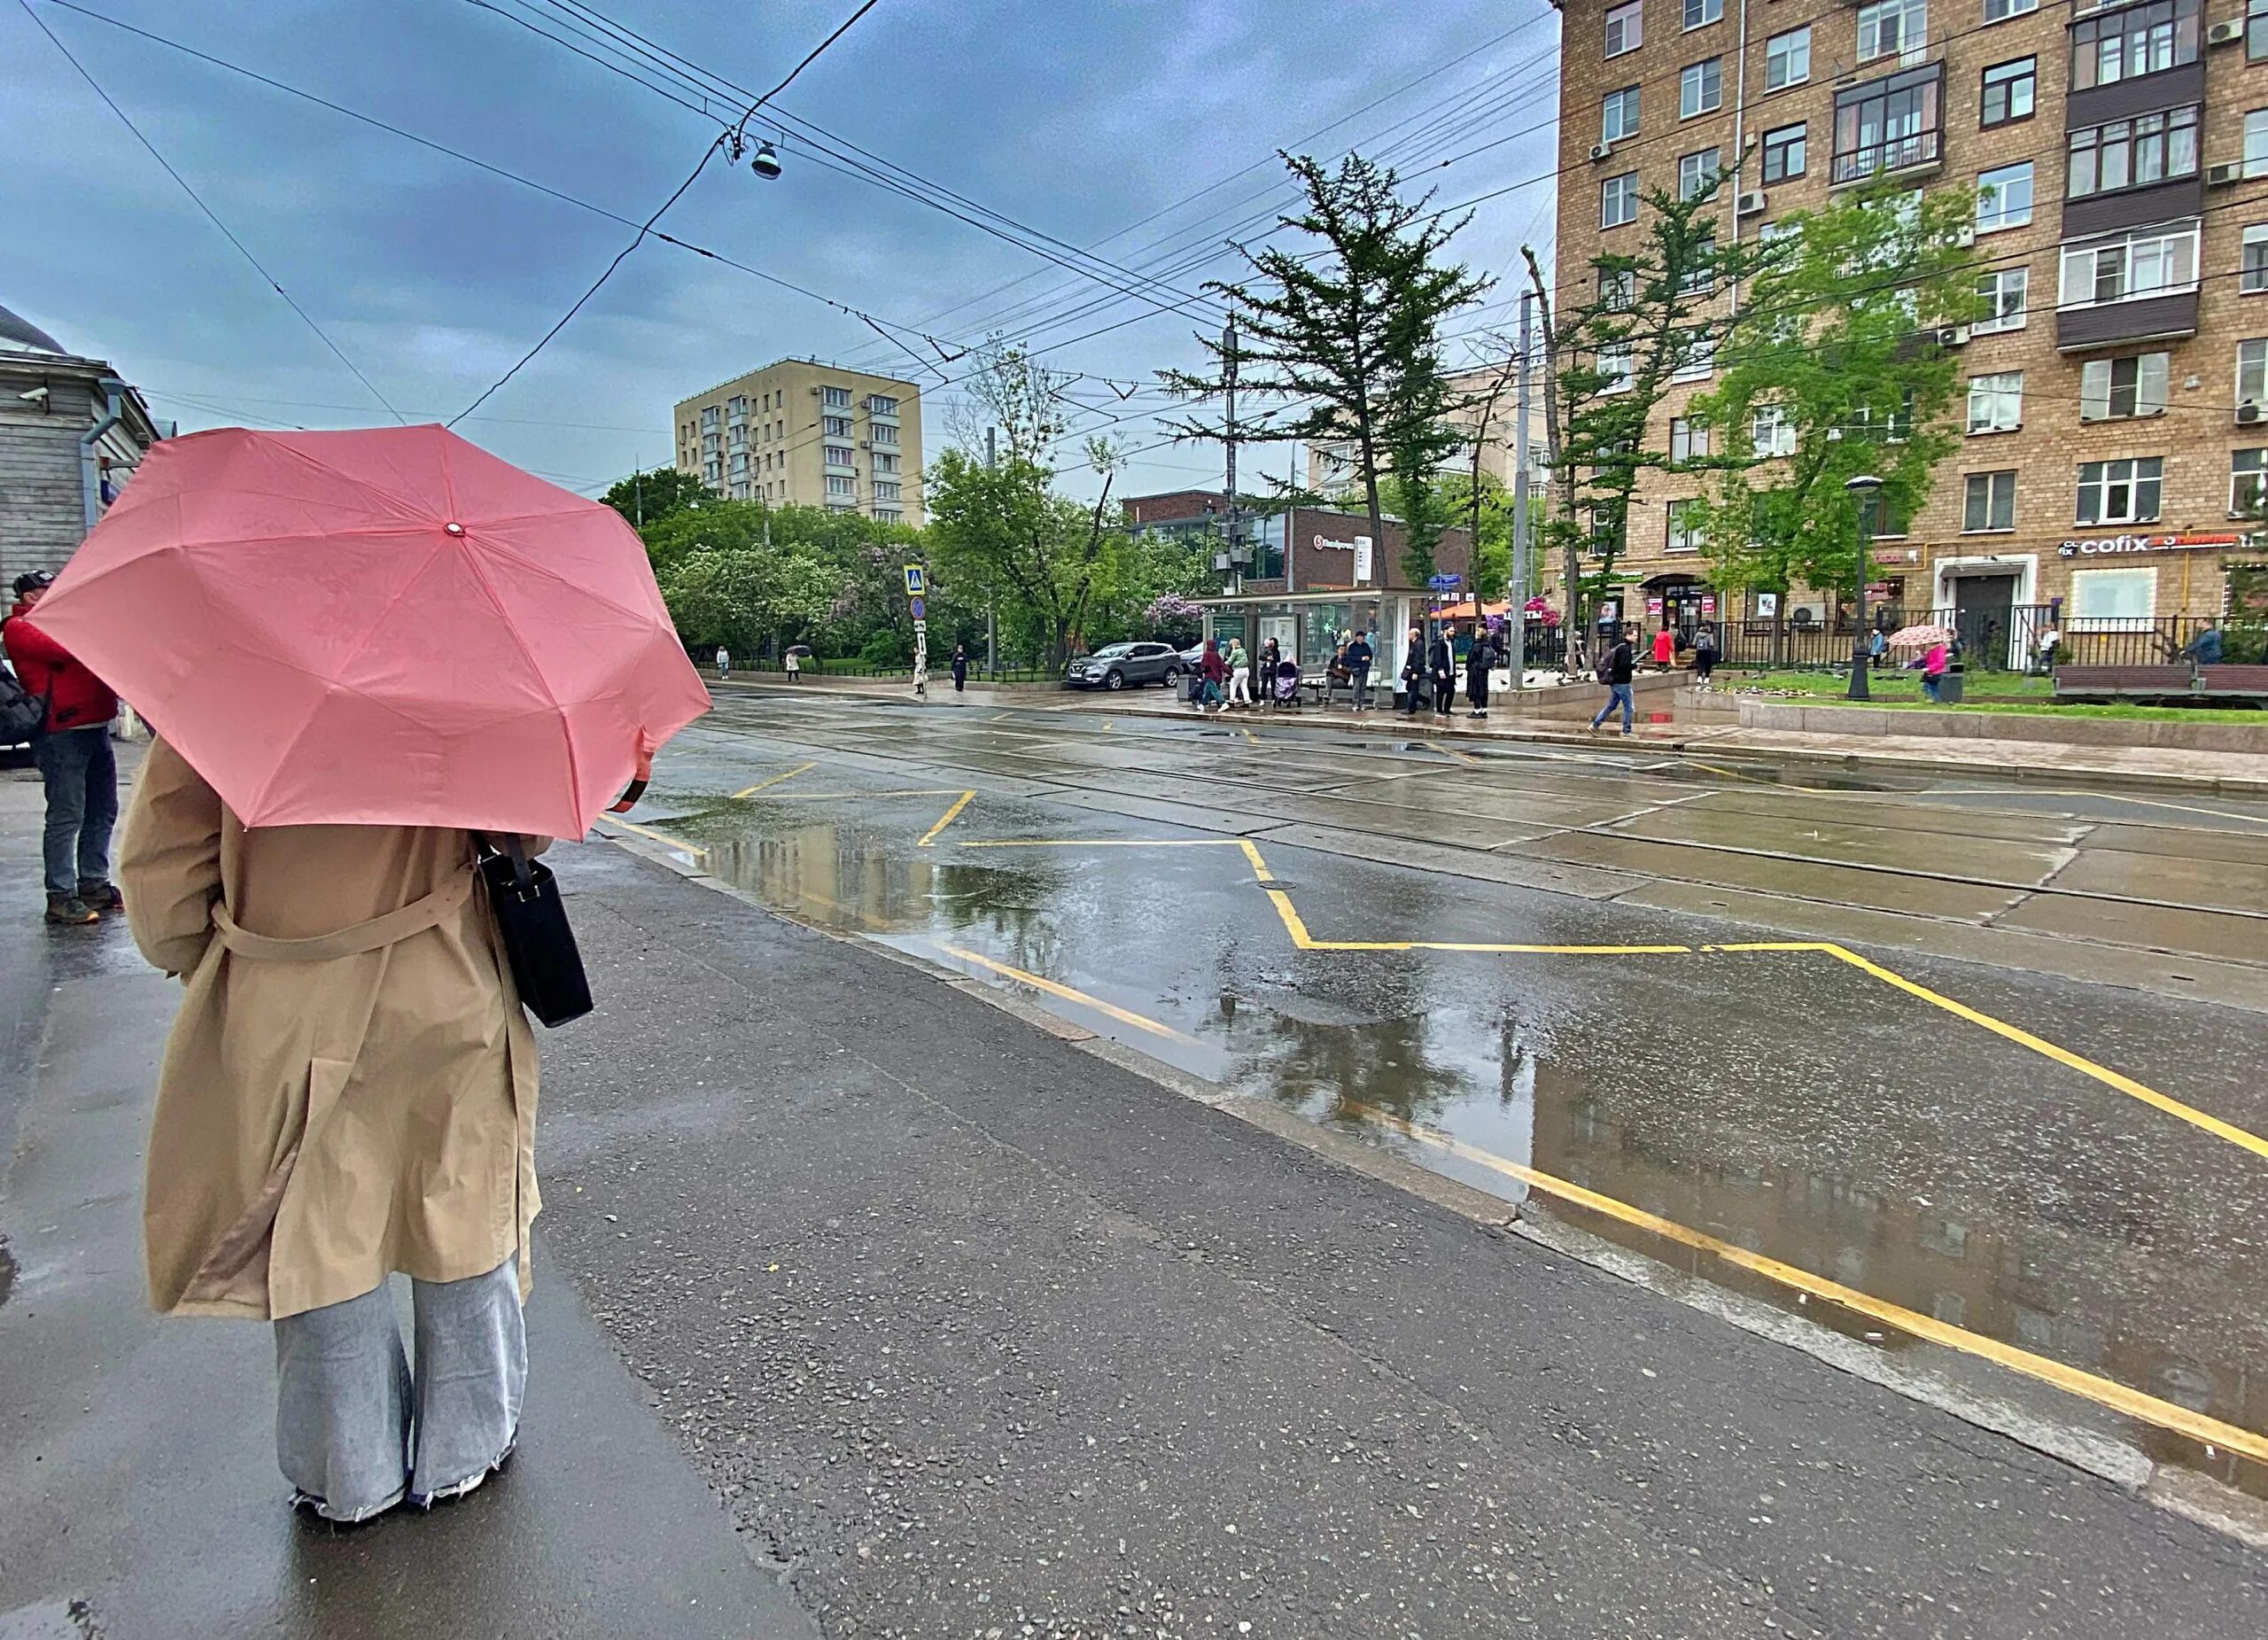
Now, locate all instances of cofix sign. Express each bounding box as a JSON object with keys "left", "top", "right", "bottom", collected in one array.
[{"left": 2058, "top": 532, "right": 2243, "bottom": 557}]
